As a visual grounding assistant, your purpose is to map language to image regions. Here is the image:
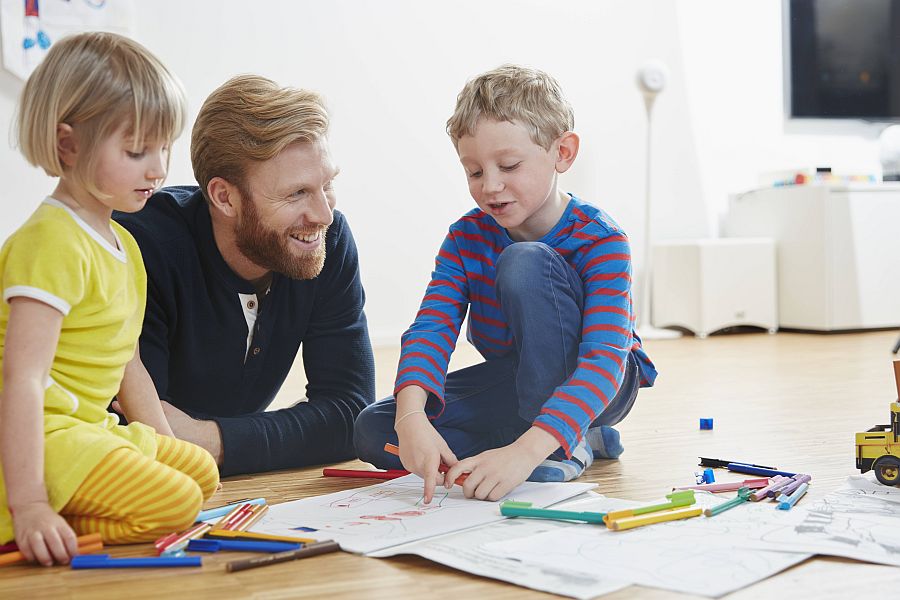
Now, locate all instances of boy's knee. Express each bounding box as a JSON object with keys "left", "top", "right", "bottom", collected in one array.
[
  {"left": 195, "top": 451, "right": 220, "bottom": 501},
  {"left": 353, "top": 405, "right": 402, "bottom": 469},
  {"left": 496, "top": 242, "right": 553, "bottom": 294}
]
